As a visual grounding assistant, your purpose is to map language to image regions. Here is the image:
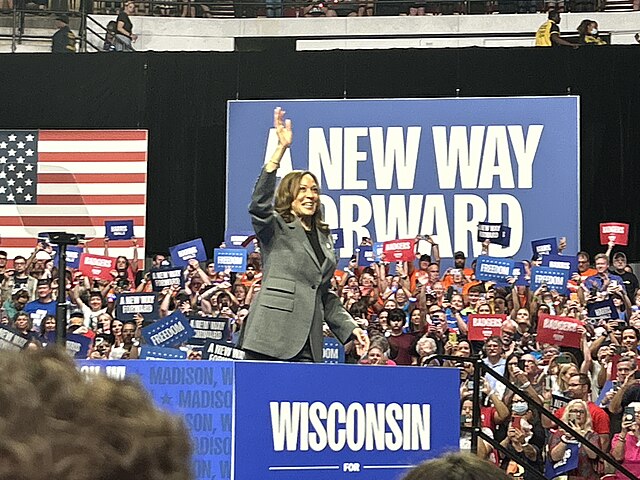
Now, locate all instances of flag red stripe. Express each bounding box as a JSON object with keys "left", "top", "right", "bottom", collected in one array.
[
  {"left": 39, "top": 130, "right": 148, "bottom": 141},
  {"left": 38, "top": 152, "right": 147, "bottom": 162},
  {"left": 0, "top": 216, "right": 146, "bottom": 226},
  {"left": 38, "top": 173, "right": 147, "bottom": 183},
  {"left": 37, "top": 195, "right": 146, "bottom": 205},
  {"left": 0, "top": 238, "right": 146, "bottom": 248}
]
